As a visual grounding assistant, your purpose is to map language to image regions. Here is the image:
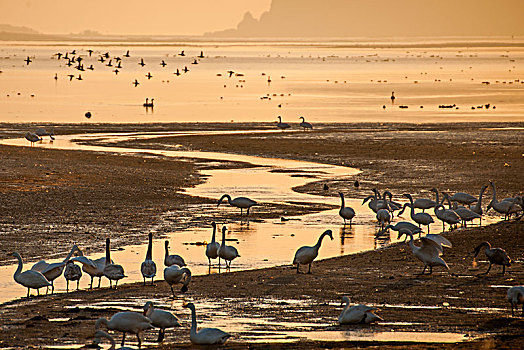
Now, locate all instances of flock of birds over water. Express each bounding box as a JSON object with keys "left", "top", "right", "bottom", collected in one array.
[{"left": 9, "top": 169, "right": 524, "bottom": 347}]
